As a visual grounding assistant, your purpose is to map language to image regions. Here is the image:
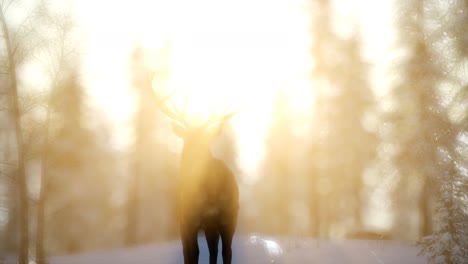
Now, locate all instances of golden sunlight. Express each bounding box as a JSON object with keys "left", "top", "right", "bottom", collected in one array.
[
  {"left": 1, "top": 0, "right": 426, "bottom": 252},
  {"left": 146, "top": 0, "right": 313, "bottom": 184},
  {"left": 148, "top": 0, "right": 313, "bottom": 125},
  {"left": 76, "top": 0, "right": 312, "bottom": 182}
]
